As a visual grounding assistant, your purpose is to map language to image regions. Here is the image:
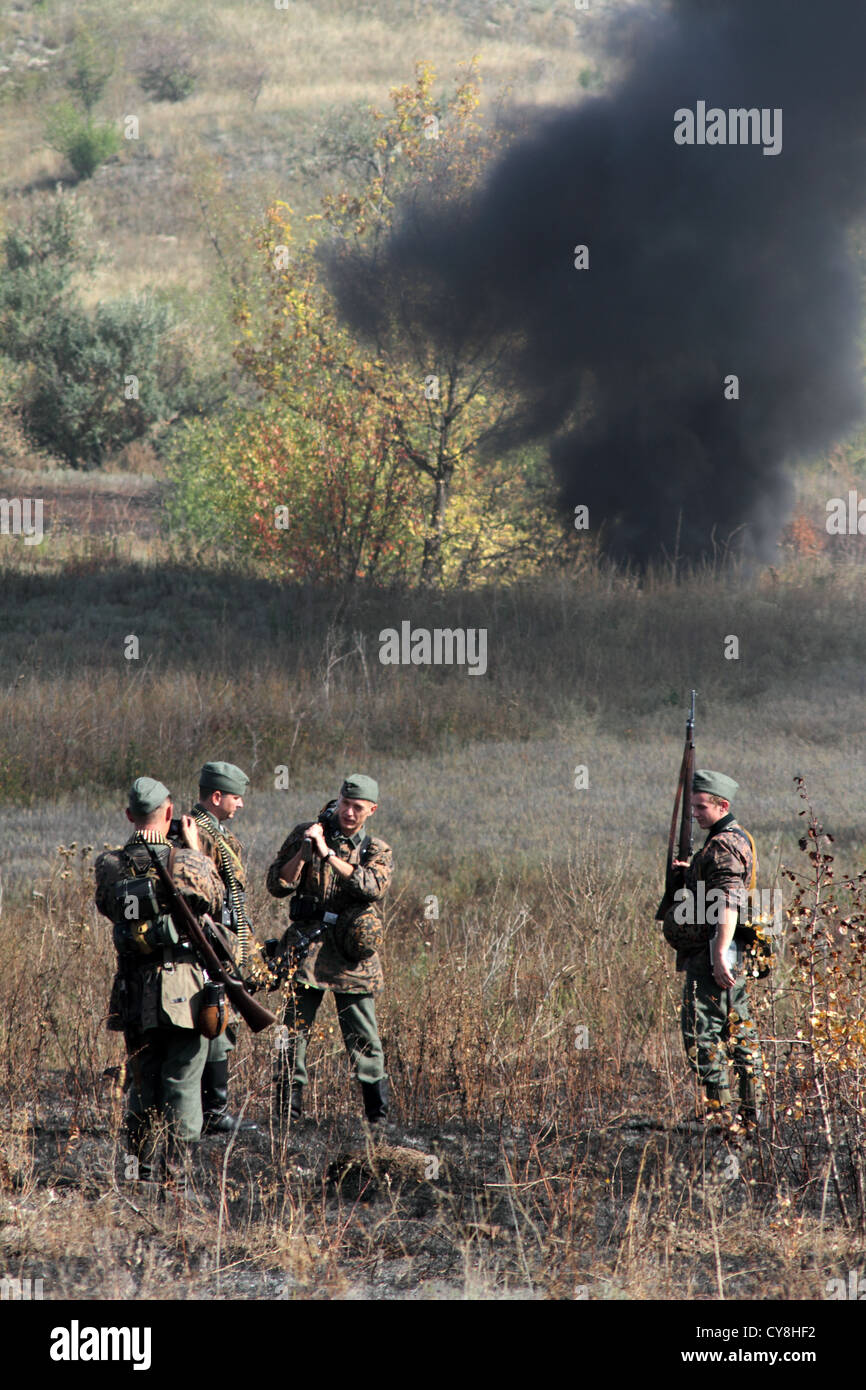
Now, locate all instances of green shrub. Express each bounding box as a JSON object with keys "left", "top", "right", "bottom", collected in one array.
[
  {"left": 0, "top": 193, "right": 94, "bottom": 360},
  {"left": 45, "top": 101, "right": 122, "bottom": 183},
  {"left": 44, "top": 100, "right": 121, "bottom": 180},
  {"left": 132, "top": 34, "right": 197, "bottom": 103},
  {"left": 0, "top": 193, "right": 218, "bottom": 467},
  {"left": 20, "top": 295, "right": 196, "bottom": 467},
  {"left": 61, "top": 24, "right": 114, "bottom": 113}
]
